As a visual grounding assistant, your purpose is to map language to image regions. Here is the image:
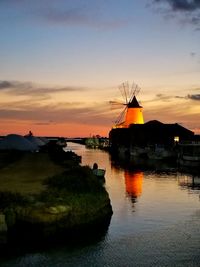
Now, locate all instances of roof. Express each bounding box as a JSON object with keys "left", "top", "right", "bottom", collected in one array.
[
  {"left": 128, "top": 96, "right": 142, "bottom": 108},
  {"left": 145, "top": 120, "right": 163, "bottom": 126},
  {"left": 0, "top": 134, "right": 38, "bottom": 151},
  {"left": 25, "top": 135, "right": 46, "bottom": 147}
]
